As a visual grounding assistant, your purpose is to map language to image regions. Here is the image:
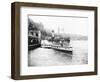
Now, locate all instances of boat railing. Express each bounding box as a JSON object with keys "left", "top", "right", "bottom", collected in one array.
[{"left": 42, "top": 44, "right": 72, "bottom": 49}]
